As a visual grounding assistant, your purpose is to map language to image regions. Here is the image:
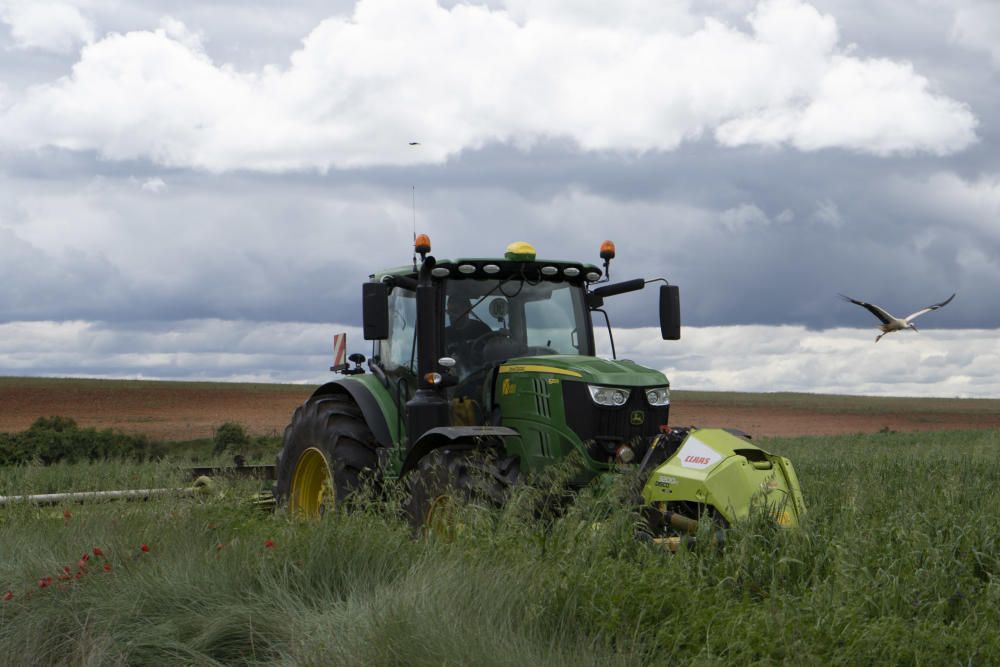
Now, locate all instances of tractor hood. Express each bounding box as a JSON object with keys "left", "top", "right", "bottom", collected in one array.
[{"left": 498, "top": 355, "right": 669, "bottom": 388}]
